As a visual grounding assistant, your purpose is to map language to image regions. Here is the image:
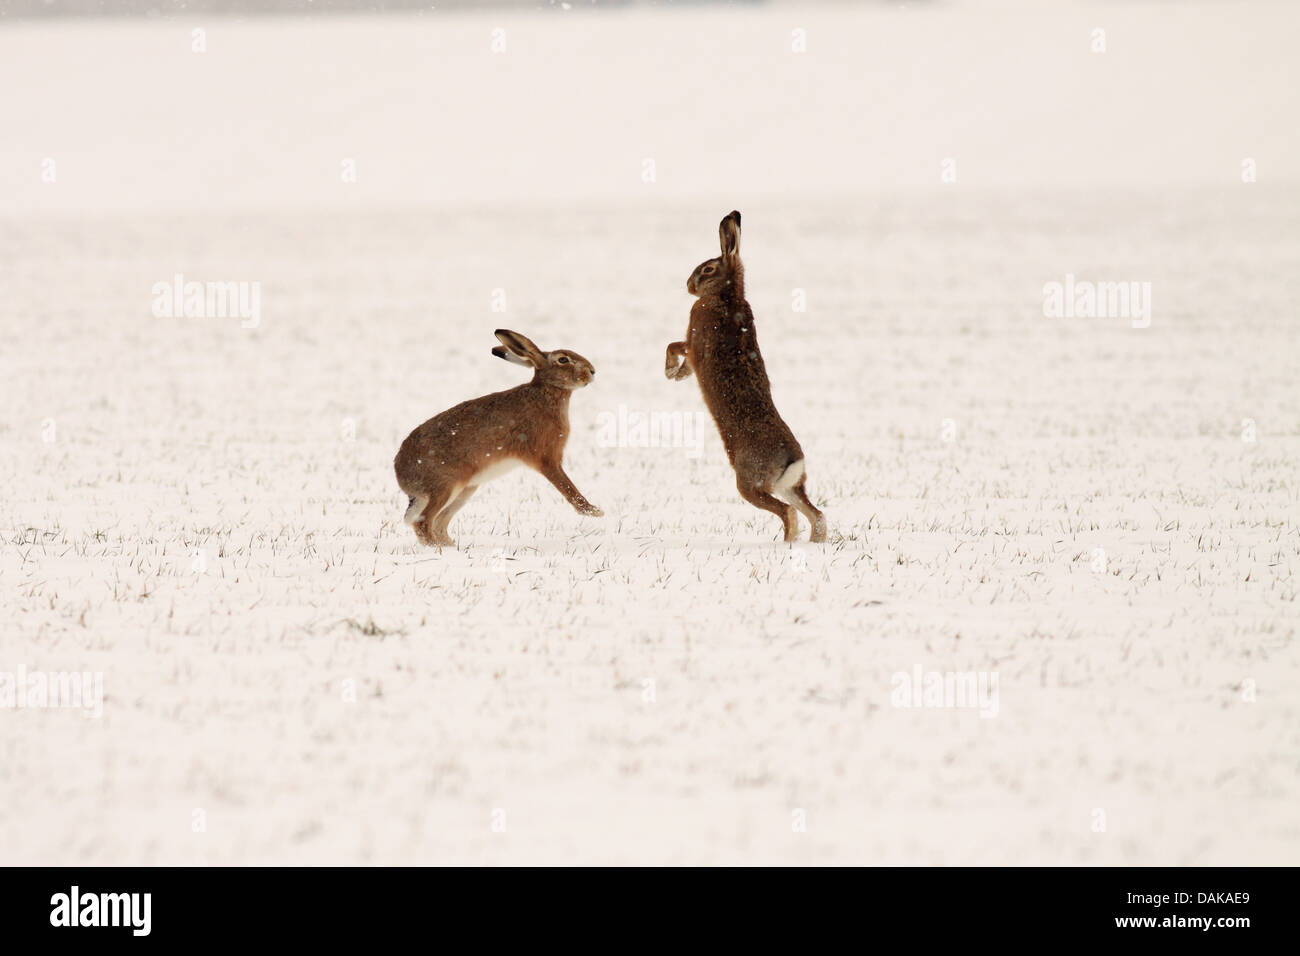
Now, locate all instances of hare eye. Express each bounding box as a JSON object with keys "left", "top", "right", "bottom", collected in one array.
[
  {"left": 702, "top": 266, "right": 715, "bottom": 275},
  {"left": 557, "top": 356, "right": 570, "bottom": 364}
]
